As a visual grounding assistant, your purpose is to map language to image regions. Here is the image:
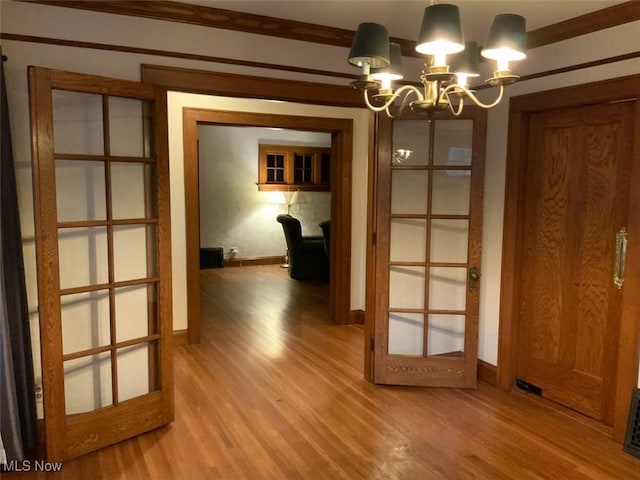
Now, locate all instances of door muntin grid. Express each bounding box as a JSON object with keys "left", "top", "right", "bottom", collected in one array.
[
  {"left": 388, "top": 118, "right": 473, "bottom": 358},
  {"left": 53, "top": 91, "right": 160, "bottom": 414}
]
